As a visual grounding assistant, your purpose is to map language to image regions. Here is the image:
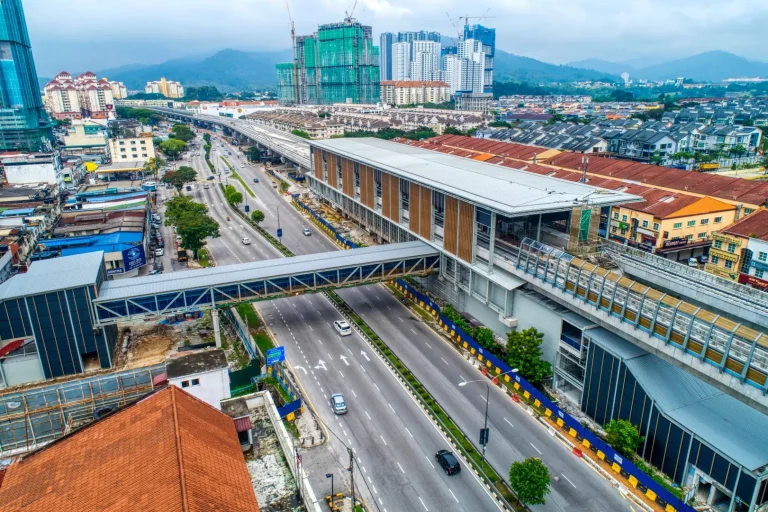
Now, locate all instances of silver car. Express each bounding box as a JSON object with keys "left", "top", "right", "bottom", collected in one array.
[{"left": 330, "top": 393, "right": 347, "bottom": 415}]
